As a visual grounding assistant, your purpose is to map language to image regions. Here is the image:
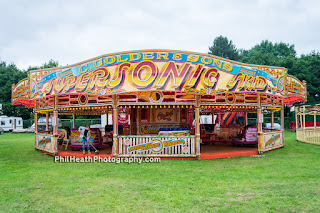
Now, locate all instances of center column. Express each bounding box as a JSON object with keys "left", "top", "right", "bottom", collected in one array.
[
  {"left": 257, "top": 94, "right": 263, "bottom": 154},
  {"left": 195, "top": 95, "right": 201, "bottom": 159},
  {"left": 112, "top": 95, "right": 119, "bottom": 156},
  {"left": 53, "top": 95, "right": 59, "bottom": 155}
]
